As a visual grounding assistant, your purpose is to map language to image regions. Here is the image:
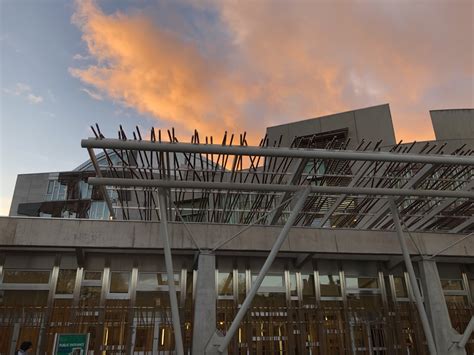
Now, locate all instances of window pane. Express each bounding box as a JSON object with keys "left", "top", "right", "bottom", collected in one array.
[
  {"left": 80, "top": 286, "right": 101, "bottom": 306},
  {"left": 252, "top": 275, "right": 284, "bottom": 288},
  {"left": 0, "top": 290, "right": 49, "bottom": 306},
  {"left": 157, "top": 273, "right": 180, "bottom": 286},
  {"left": 445, "top": 295, "right": 467, "bottom": 304},
  {"left": 218, "top": 272, "right": 233, "bottom": 296},
  {"left": 301, "top": 274, "right": 315, "bottom": 297},
  {"left": 138, "top": 273, "right": 159, "bottom": 288},
  {"left": 394, "top": 277, "right": 408, "bottom": 298},
  {"left": 136, "top": 291, "right": 179, "bottom": 308},
  {"left": 301, "top": 274, "right": 316, "bottom": 306},
  {"left": 441, "top": 279, "right": 464, "bottom": 291},
  {"left": 84, "top": 271, "right": 102, "bottom": 281},
  {"left": 56, "top": 269, "right": 76, "bottom": 294},
  {"left": 320, "top": 274, "right": 341, "bottom": 297},
  {"left": 346, "top": 276, "right": 378, "bottom": 289},
  {"left": 238, "top": 272, "right": 246, "bottom": 303},
  {"left": 289, "top": 273, "right": 297, "bottom": 297},
  {"left": 2, "top": 270, "right": 50, "bottom": 284},
  {"left": 110, "top": 272, "right": 130, "bottom": 293}
]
